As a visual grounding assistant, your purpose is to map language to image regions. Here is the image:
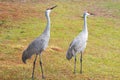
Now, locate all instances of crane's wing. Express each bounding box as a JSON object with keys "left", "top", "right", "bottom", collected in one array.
[
  {"left": 66, "top": 38, "right": 80, "bottom": 60},
  {"left": 69, "top": 37, "right": 81, "bottom": 49},
  {"left": 26, "top": 35, "right": 49, "bottom": 54},
  {"left": 69, "top": 35, "right": 87, "bottom": 53},
  {"left": 22, "top": 34, "right": 50, "bottom": 63},
  {"left": 69, "top": 39, "right": 77, "bottom": 49}
]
